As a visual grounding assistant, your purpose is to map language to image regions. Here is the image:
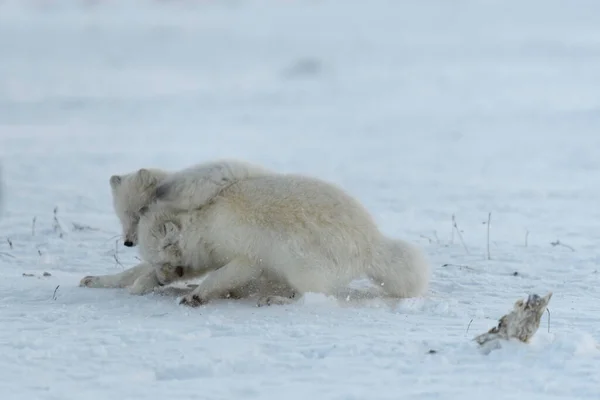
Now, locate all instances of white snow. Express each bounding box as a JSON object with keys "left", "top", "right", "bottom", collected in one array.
[{"left": 1, "top": 0, "right": 600, "bottom": 399}]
